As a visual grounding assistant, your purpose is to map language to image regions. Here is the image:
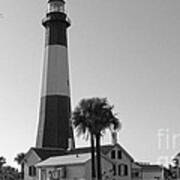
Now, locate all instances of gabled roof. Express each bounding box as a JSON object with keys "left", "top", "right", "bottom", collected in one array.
[
  {"left": 132, "top": 162, "right": 142, "bottom": 169},
  {"left": 25, "top": 147, "right": 66, "bottom": 161},
  {"left": 174, "top": 152, "right": 180, "bottom": 159},
  {"left": 113, "top": 143, "right": 134, "bottom": 161}
]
